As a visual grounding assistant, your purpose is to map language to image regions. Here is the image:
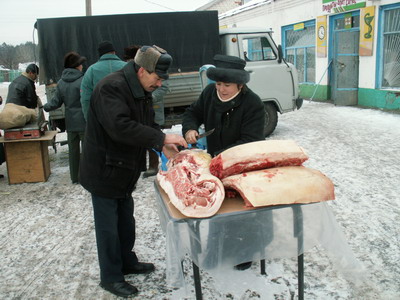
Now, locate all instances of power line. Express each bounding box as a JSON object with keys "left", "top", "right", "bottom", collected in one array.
[{"left": 144, "top": 0, "right": 175, "bottom": 11}]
